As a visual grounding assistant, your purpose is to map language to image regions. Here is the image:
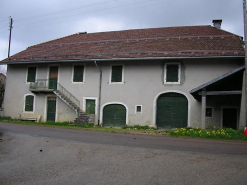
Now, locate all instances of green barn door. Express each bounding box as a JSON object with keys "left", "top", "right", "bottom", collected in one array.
[
  {"left": 156, "top": 93, "right": 188, "bottom": 128},
  {"left": 86, "top": 100, "right": 95, "bottom": 114},
  {"left": 49, "top": 66, "right": 58, "bottom": 89},
  {"left": 47, "top": 97, "right": 56, "bottom": 122},
  {"left": 103, "top": 104, "right": 126, "bottom": 127}
]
